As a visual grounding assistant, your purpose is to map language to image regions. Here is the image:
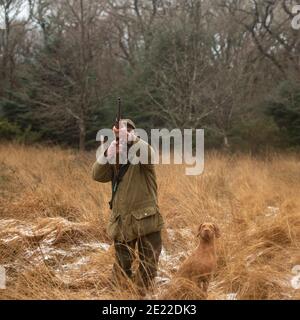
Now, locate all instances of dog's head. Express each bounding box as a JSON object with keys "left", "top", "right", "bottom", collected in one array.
[{"left": 197, "top": 223, "right": 220, "bottom": 241}]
